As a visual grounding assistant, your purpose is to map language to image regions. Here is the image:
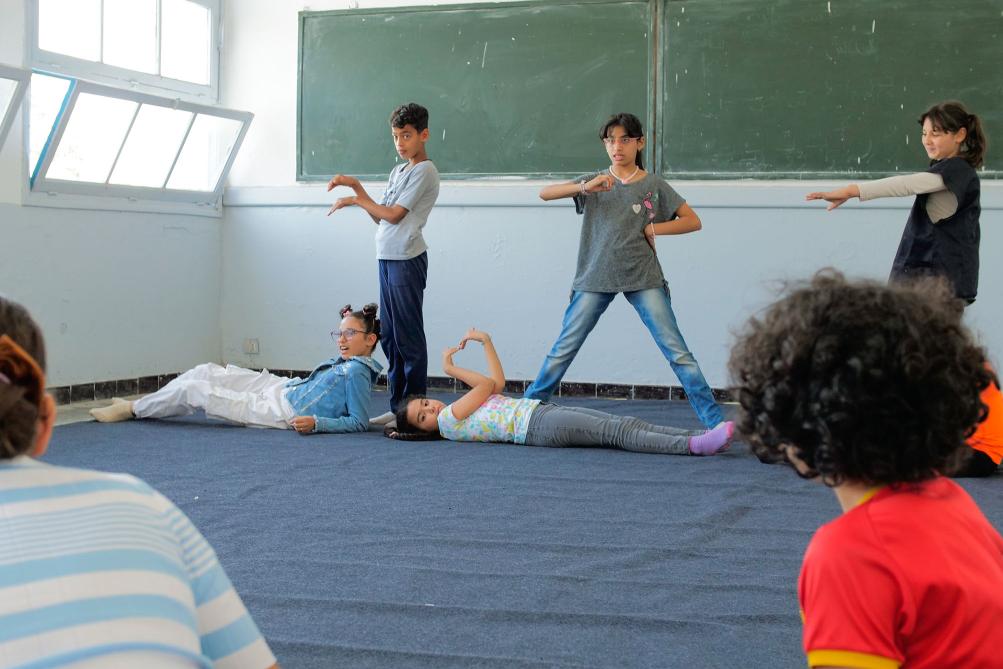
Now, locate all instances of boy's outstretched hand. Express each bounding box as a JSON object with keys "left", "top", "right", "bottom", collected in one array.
[
  {"left": 327, "top": 174, "right": 359, "bottom": 190},
  {"left": 327, "top": 196, "right": 357, "bottom": 216}
]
